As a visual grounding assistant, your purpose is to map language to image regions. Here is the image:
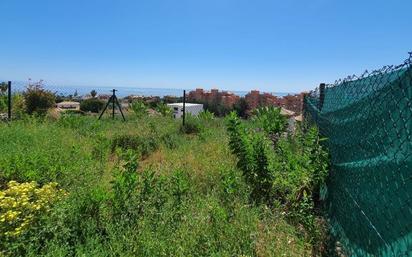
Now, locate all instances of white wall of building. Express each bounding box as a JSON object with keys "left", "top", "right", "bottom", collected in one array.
[{"left": 167, "top": 103, "right": 203, "bottom": 118}]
